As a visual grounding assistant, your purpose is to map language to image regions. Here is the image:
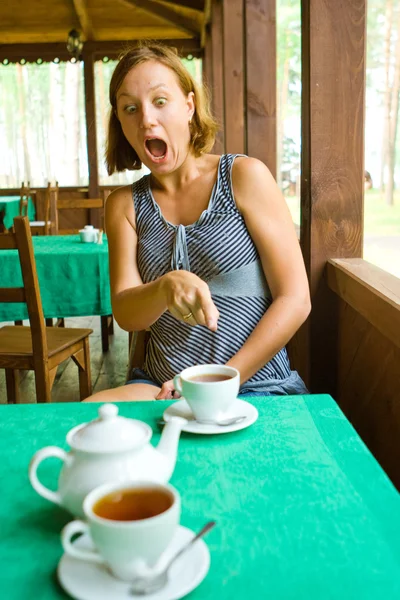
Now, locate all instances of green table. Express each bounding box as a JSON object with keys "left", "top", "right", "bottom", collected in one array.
[
  {"left": 1, "top": 395, "right": 400, "bottom": 599},
  {"left": 0, "top": 195, "right": 35, "bottom": 230},
  {"left": 0, "top": 235, "right": 111, "bottom": 321}
]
